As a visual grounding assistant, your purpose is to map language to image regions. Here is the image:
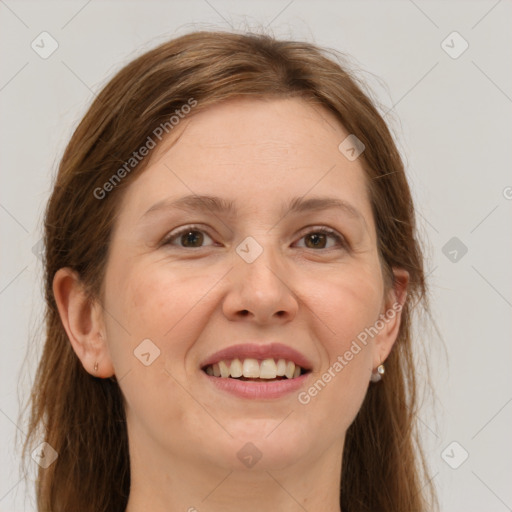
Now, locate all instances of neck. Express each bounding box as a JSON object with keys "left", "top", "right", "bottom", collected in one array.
[{"left": 125, "top": 436, "right": 344, "bottom": 512}]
